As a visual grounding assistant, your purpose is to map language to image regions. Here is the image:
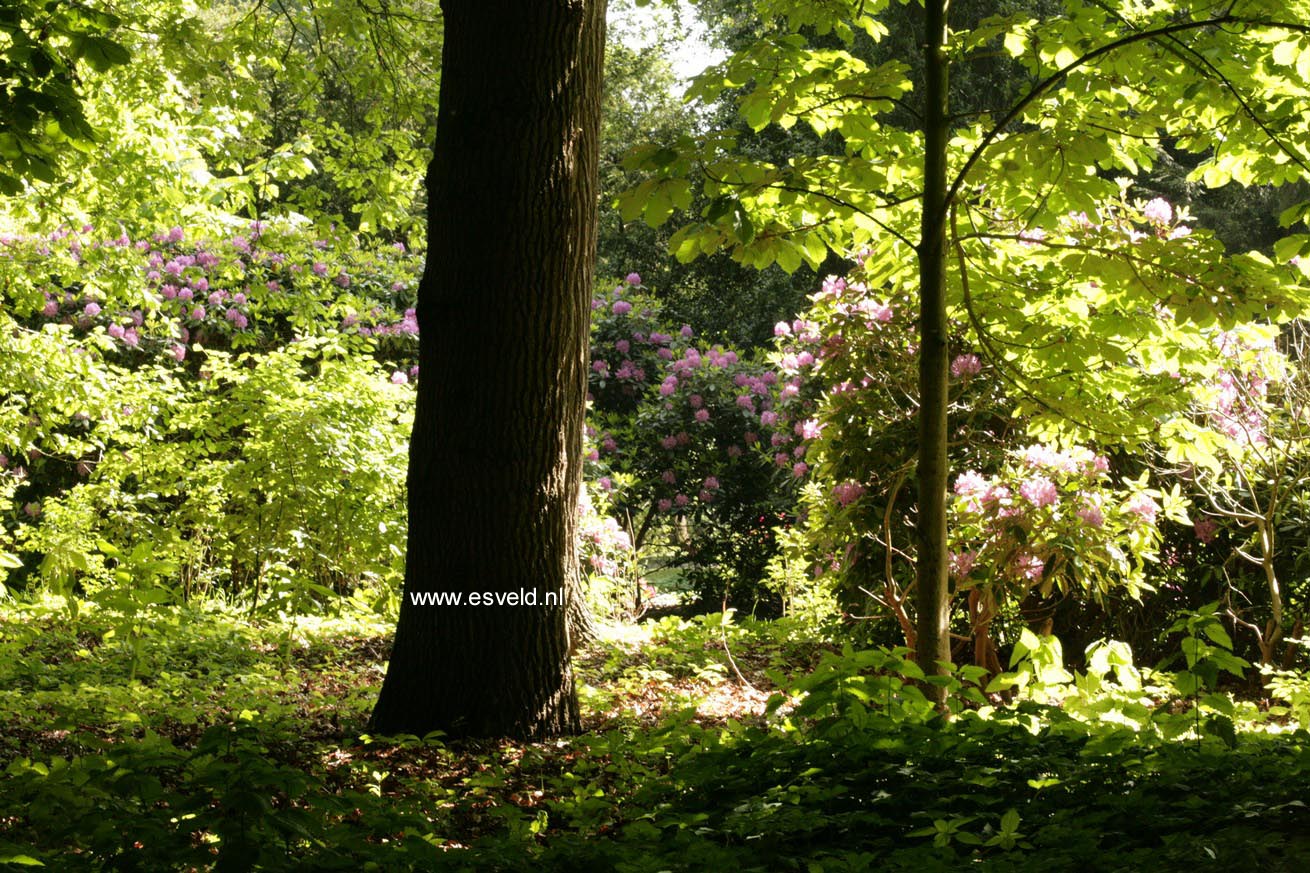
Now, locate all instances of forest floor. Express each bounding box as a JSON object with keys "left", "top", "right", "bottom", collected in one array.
[{"left": 2, "top": 597, "right": 1310, "bottom": 871}]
